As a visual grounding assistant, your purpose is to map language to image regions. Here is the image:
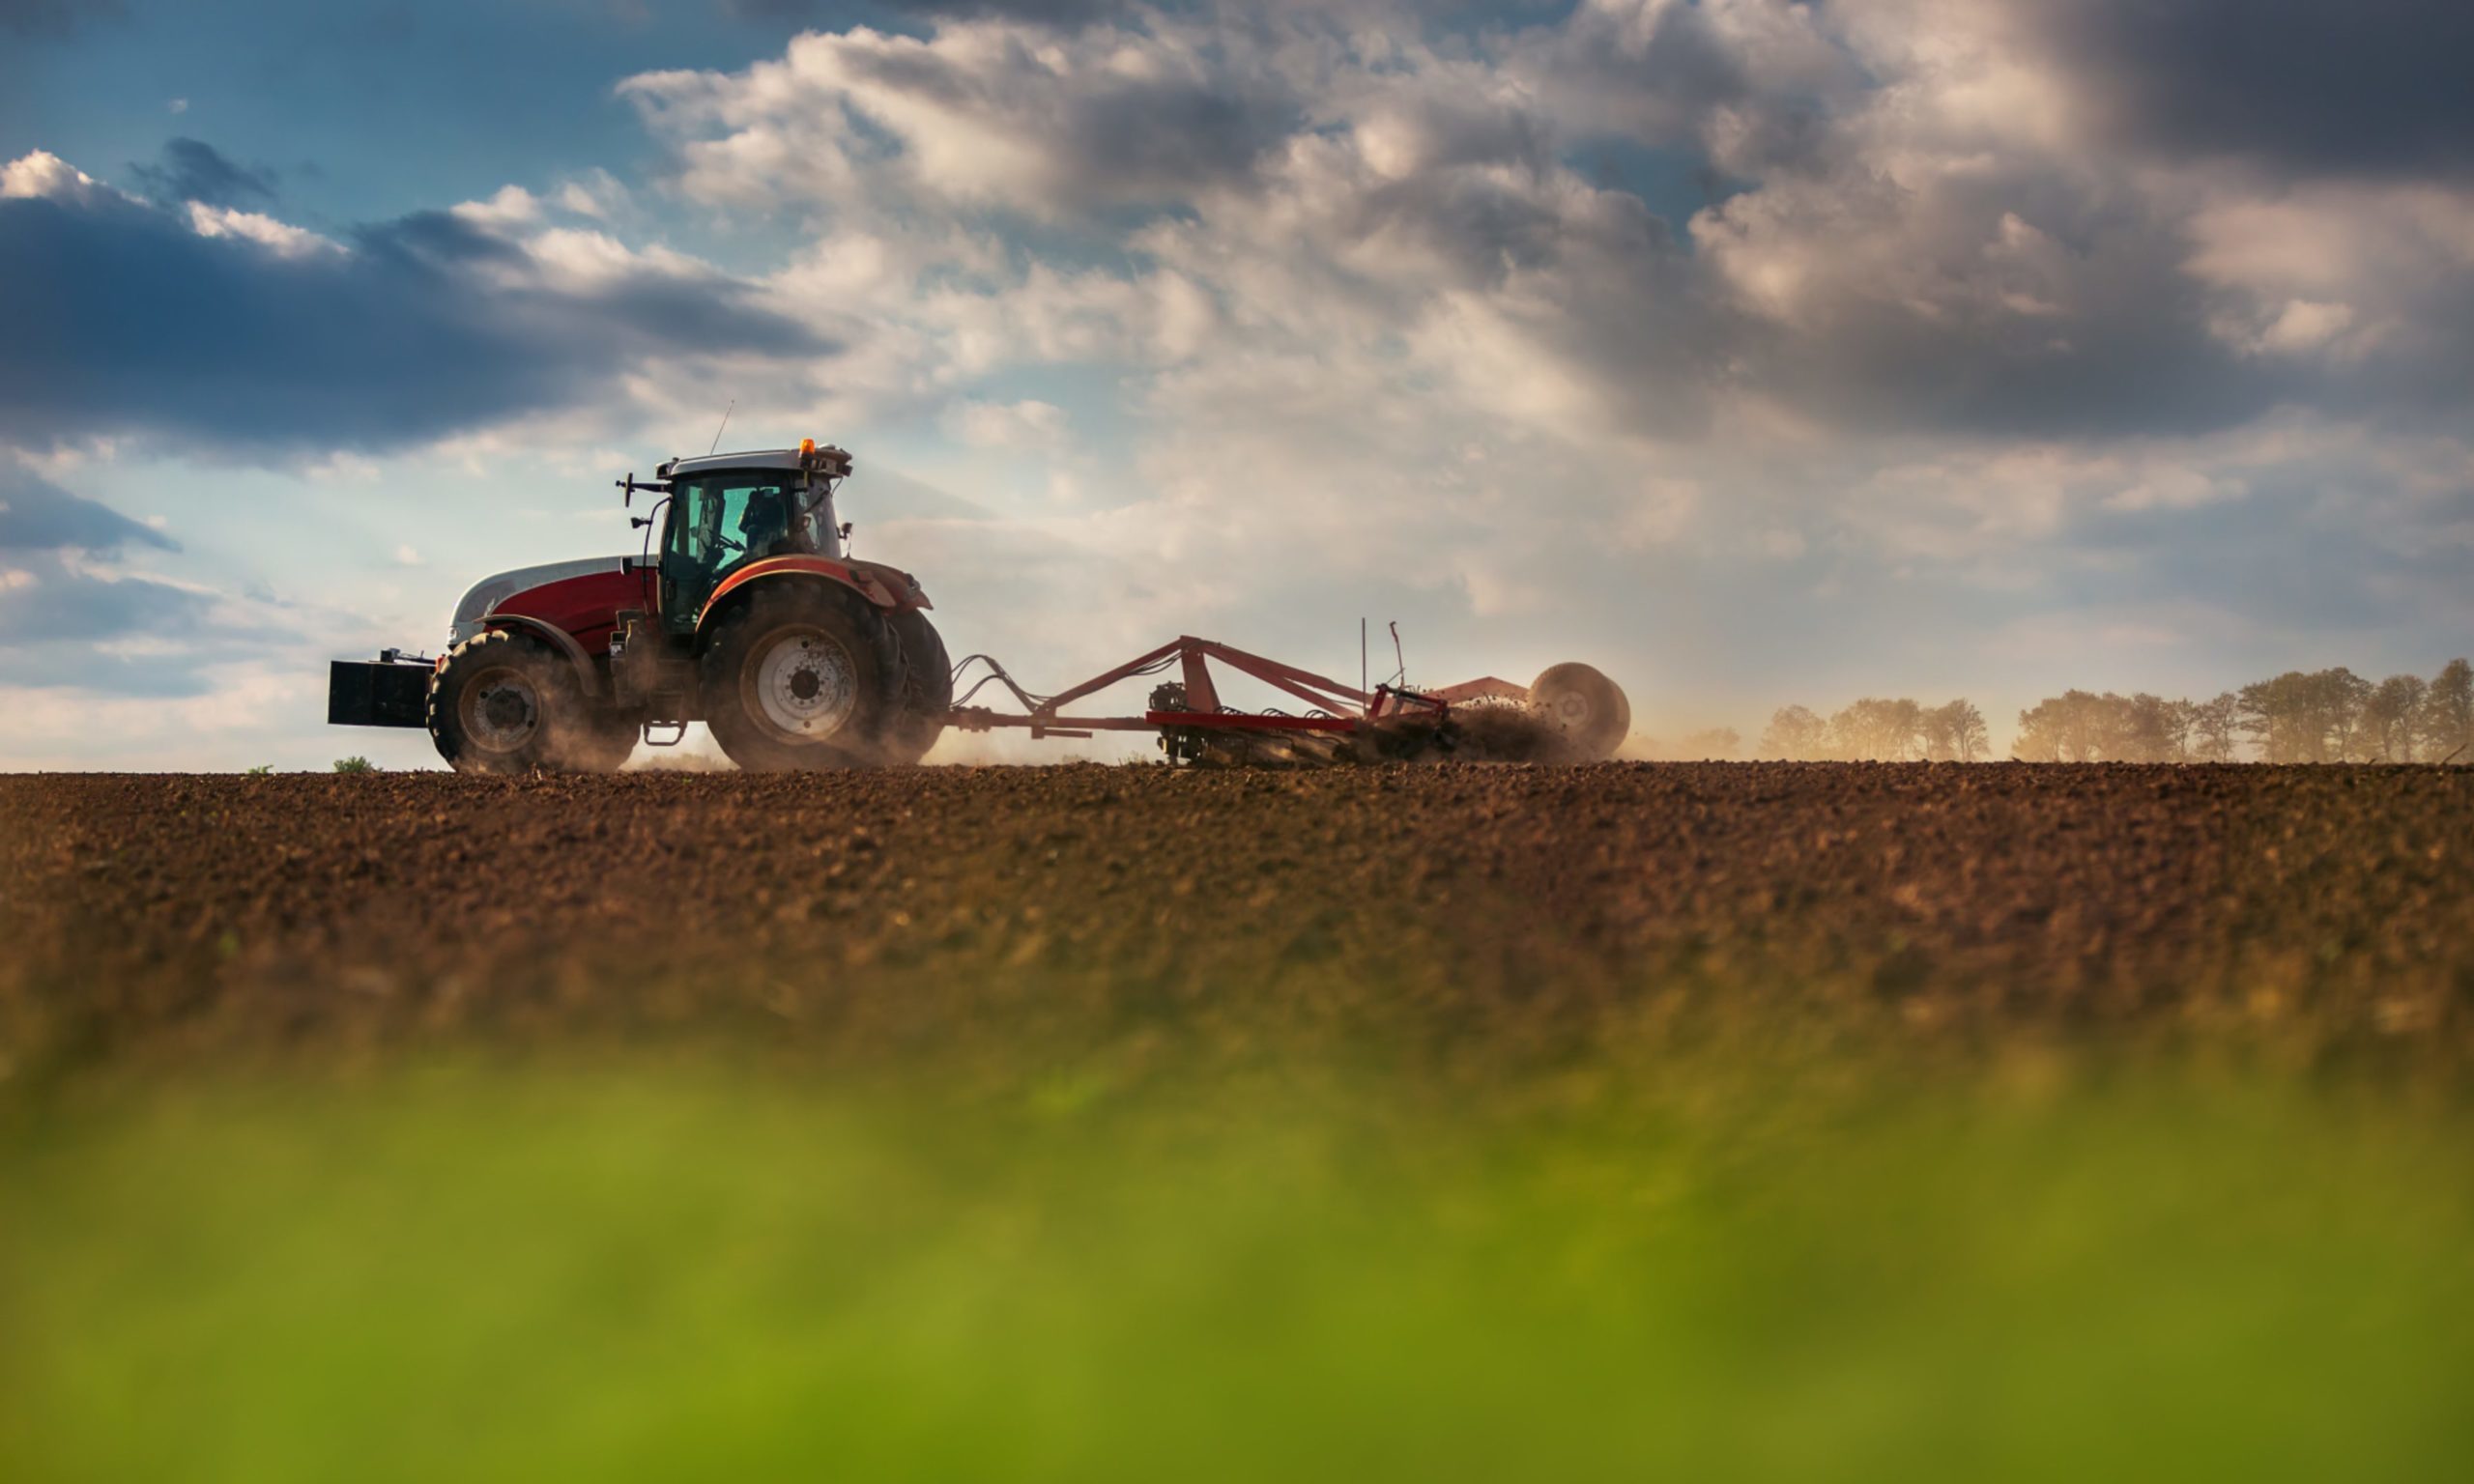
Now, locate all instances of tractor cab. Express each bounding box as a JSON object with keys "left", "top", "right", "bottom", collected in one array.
[{"left": 646, "top": 442, "right": 852, "bottom": 633}]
